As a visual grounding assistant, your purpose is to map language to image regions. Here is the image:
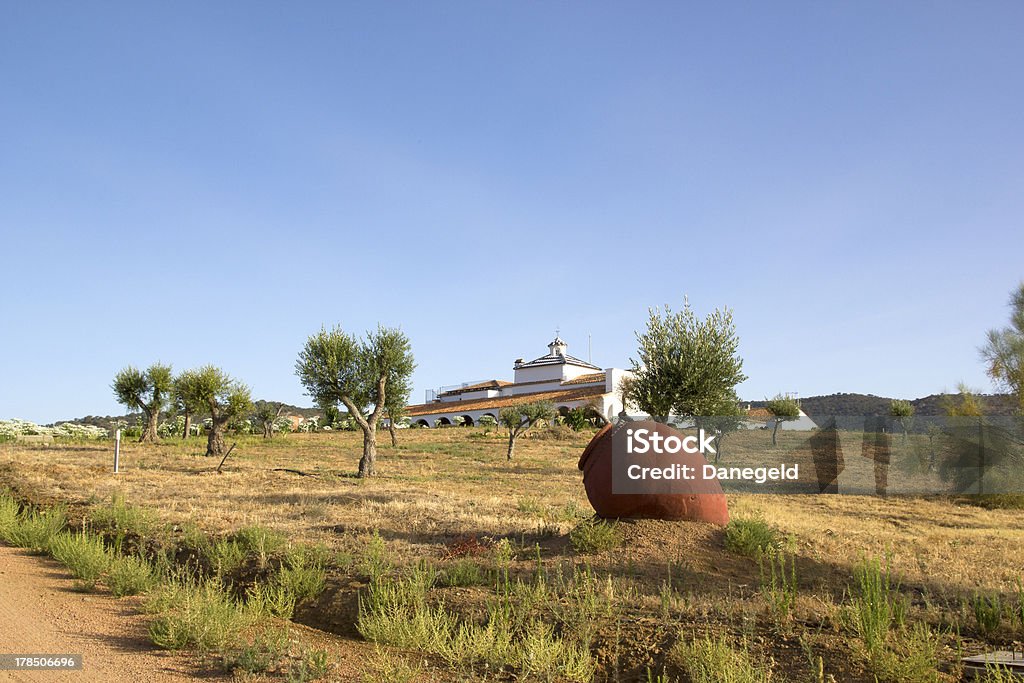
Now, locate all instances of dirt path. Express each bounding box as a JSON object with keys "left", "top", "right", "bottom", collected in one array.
[{"left": 0, "top": 545, "right": 219, "bottom": 682}]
